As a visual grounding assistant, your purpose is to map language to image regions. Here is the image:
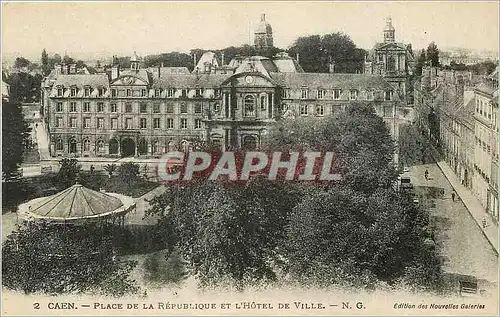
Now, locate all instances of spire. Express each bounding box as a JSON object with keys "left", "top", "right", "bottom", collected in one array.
[{"left": 261, "top": 13, "right": 266, "bottom": 22}]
